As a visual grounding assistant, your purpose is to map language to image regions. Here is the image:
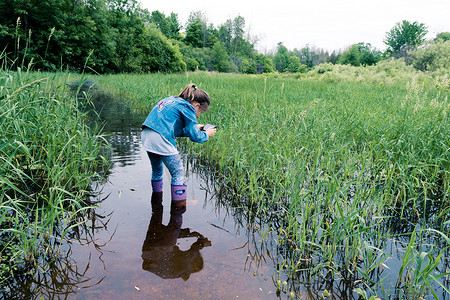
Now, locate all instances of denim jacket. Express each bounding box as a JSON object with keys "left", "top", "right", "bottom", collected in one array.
[{"left": 142, "top": 96, "right": 208, "bottom": 147}]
